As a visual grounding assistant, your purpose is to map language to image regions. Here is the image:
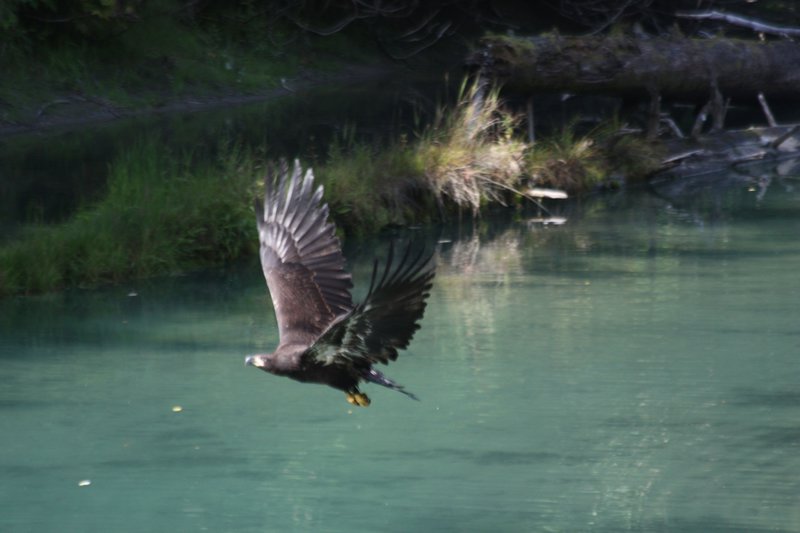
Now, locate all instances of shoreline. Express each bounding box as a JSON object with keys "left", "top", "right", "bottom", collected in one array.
[{"left": 0, "top": 63, "right": 397, "bottom": 139}]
